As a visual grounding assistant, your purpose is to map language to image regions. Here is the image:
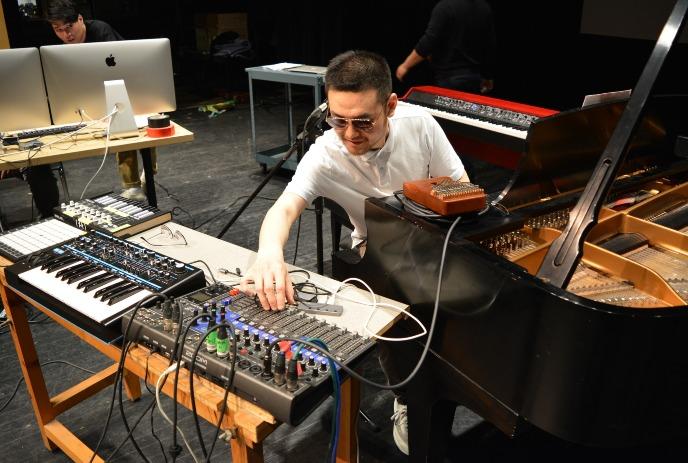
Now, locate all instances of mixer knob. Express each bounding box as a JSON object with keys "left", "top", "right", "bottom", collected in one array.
[{"left": 174, "top": 262, "right": 185, "bottom": 273}]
